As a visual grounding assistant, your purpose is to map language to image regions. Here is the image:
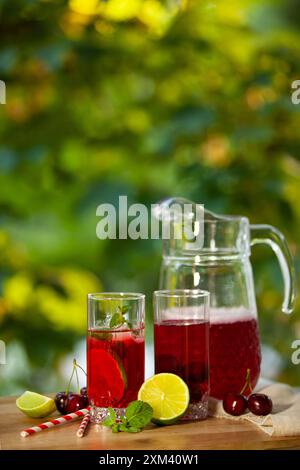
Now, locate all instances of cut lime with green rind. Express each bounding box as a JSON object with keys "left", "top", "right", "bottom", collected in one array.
[
  {"left": 138, "top": 373, "right": 190, "bottom": 425},
  {"left": 16, "top": 391, "right": 56, "bottom": 418}
]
